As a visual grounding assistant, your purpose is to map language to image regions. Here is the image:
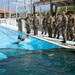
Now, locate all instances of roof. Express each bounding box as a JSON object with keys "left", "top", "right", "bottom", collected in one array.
[
  {"left": 34, "top": 0, "right": 75, "bottom": 6},
  {"left": 0, "top": 9, "right": 10, "bottom": 13}
]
